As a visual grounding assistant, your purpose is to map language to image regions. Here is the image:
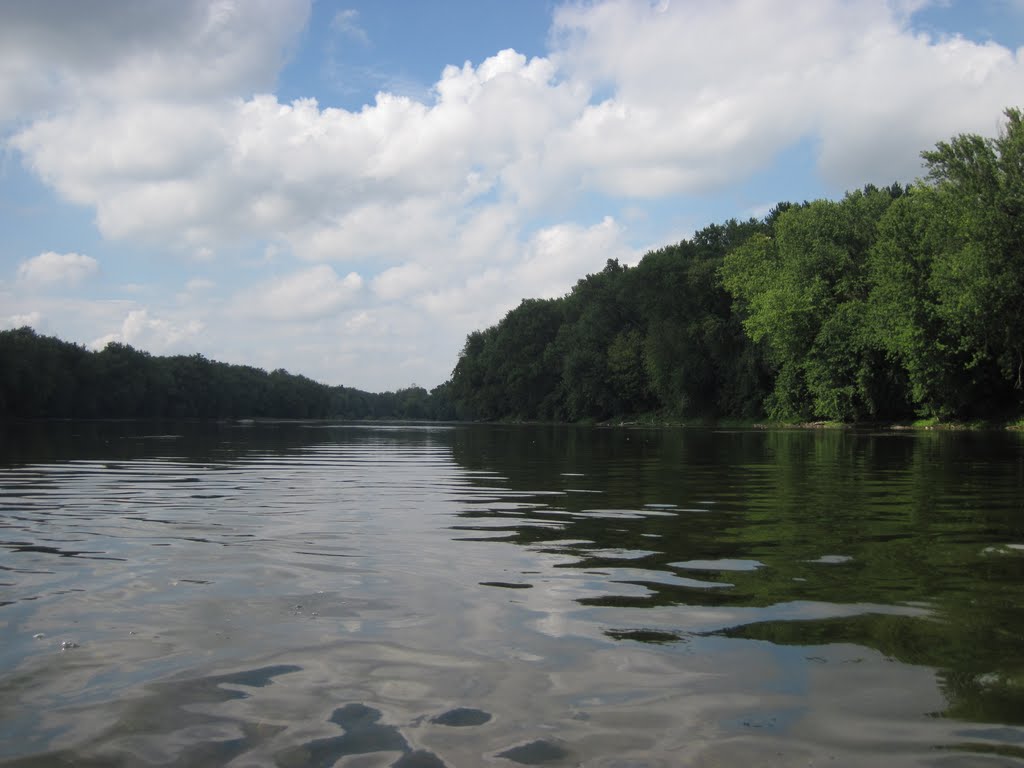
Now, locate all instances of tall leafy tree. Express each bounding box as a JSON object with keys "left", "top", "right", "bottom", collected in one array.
[
  {"left": 870, "top": 108, "right": 1024, "bottom": 418},
  {"left": 722, "top": 187, "right": 910, "bottom": 421},
  {"left": 557, "top": 259, "right": 640, "bottom": 420},
  {"left": 635, "top": 219, "right": 770, "bottom": 418}
]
